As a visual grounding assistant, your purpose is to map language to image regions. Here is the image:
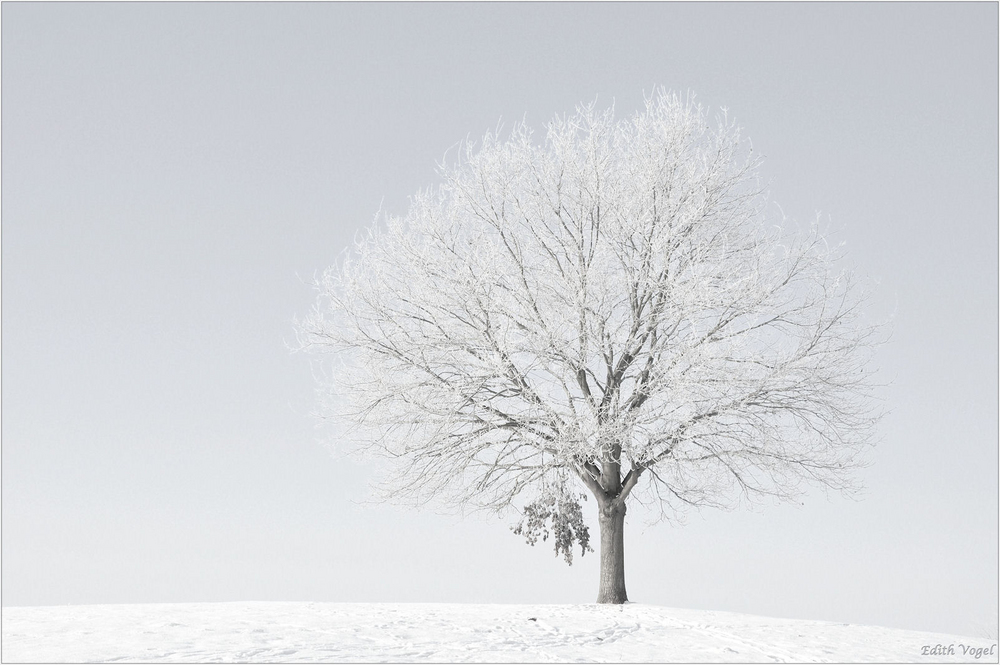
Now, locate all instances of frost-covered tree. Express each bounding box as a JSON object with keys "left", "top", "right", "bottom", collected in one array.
[{"left": 298, "top": 90, "right": 882, "bottom": 604}]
